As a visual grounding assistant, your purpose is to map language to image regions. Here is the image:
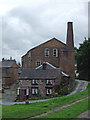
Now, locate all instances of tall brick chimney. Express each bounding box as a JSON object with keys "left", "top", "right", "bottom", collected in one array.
[
  {"left": 66, "top": 22, "right": 75, "bottom": 82},
  {"left": 66, "top": 22, "right": 74, "bottom": 50}
]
